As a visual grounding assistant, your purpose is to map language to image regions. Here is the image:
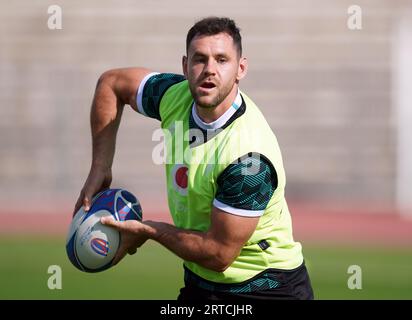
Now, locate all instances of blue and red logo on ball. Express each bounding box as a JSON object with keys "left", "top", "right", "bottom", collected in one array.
[{"left": 91, "top": 238, "right": 109, "bottom": 256}]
